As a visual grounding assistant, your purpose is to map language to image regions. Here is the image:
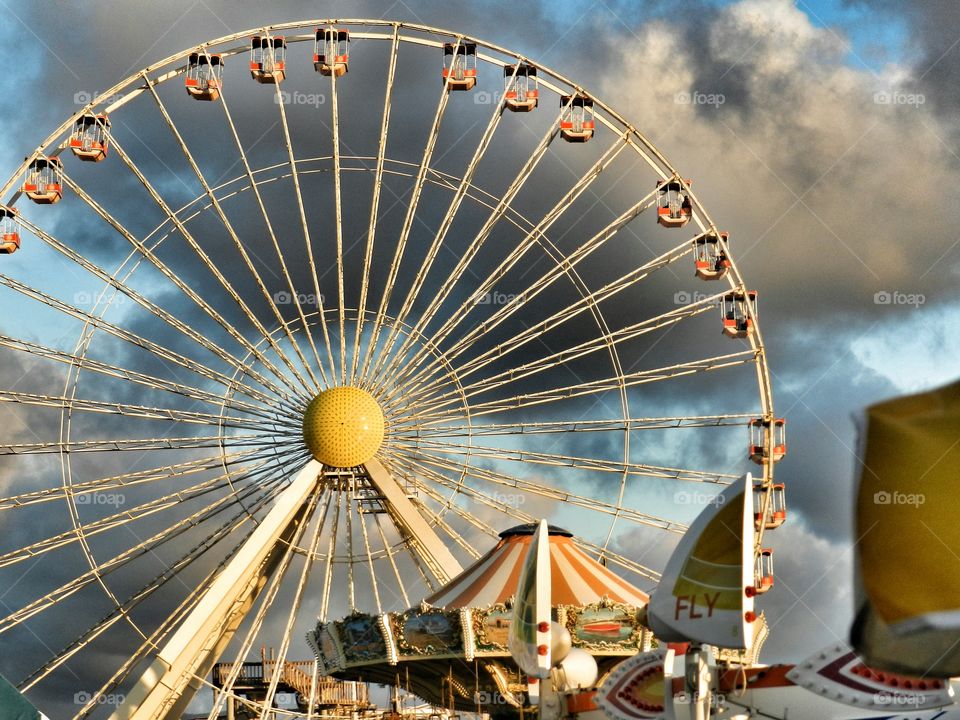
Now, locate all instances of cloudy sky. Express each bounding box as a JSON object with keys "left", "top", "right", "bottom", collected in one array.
[{"left": 0, "top": 0, "right": 958, "bottom": 716}]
